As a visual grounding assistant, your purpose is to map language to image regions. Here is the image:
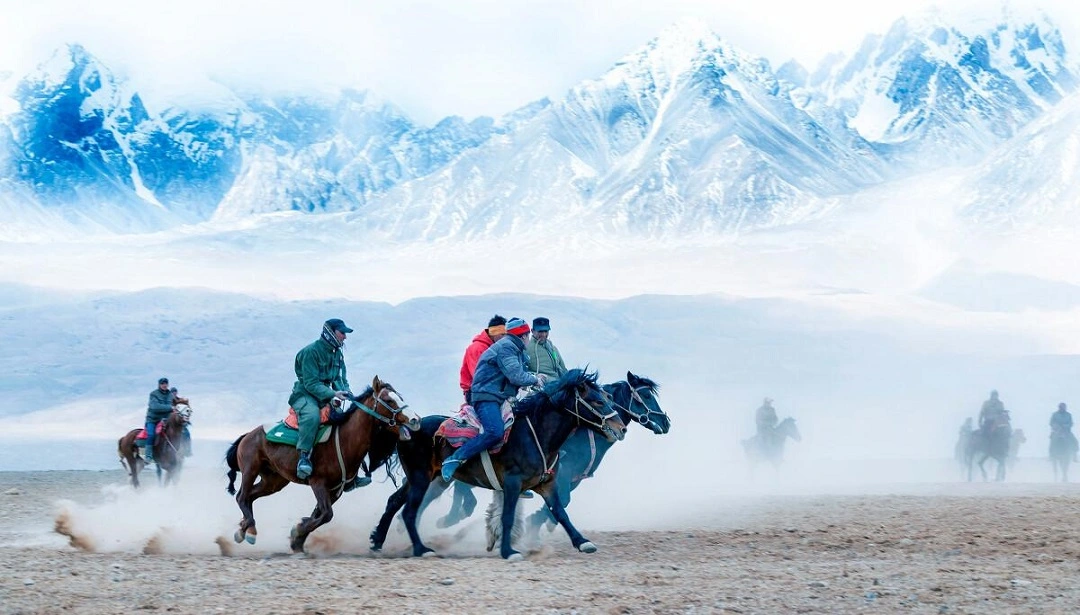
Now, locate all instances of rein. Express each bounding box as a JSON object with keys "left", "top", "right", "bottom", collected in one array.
[{"left": 348, "top": 393, "right": 407, "bottom": 427}]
